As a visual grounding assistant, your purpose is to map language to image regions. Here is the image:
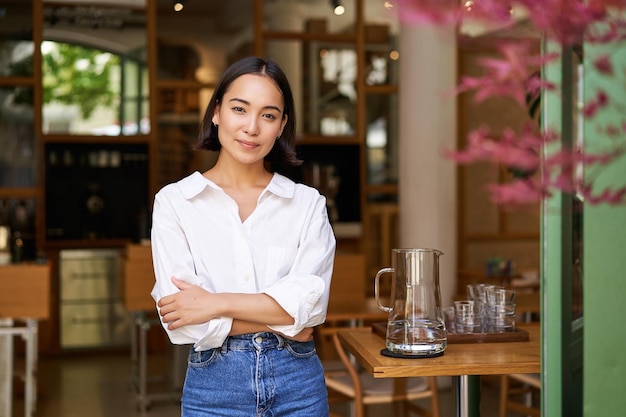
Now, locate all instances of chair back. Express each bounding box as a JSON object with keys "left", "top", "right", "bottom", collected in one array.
[{"left": 328, "top": 253, "right": 367, "bottom": 311}]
